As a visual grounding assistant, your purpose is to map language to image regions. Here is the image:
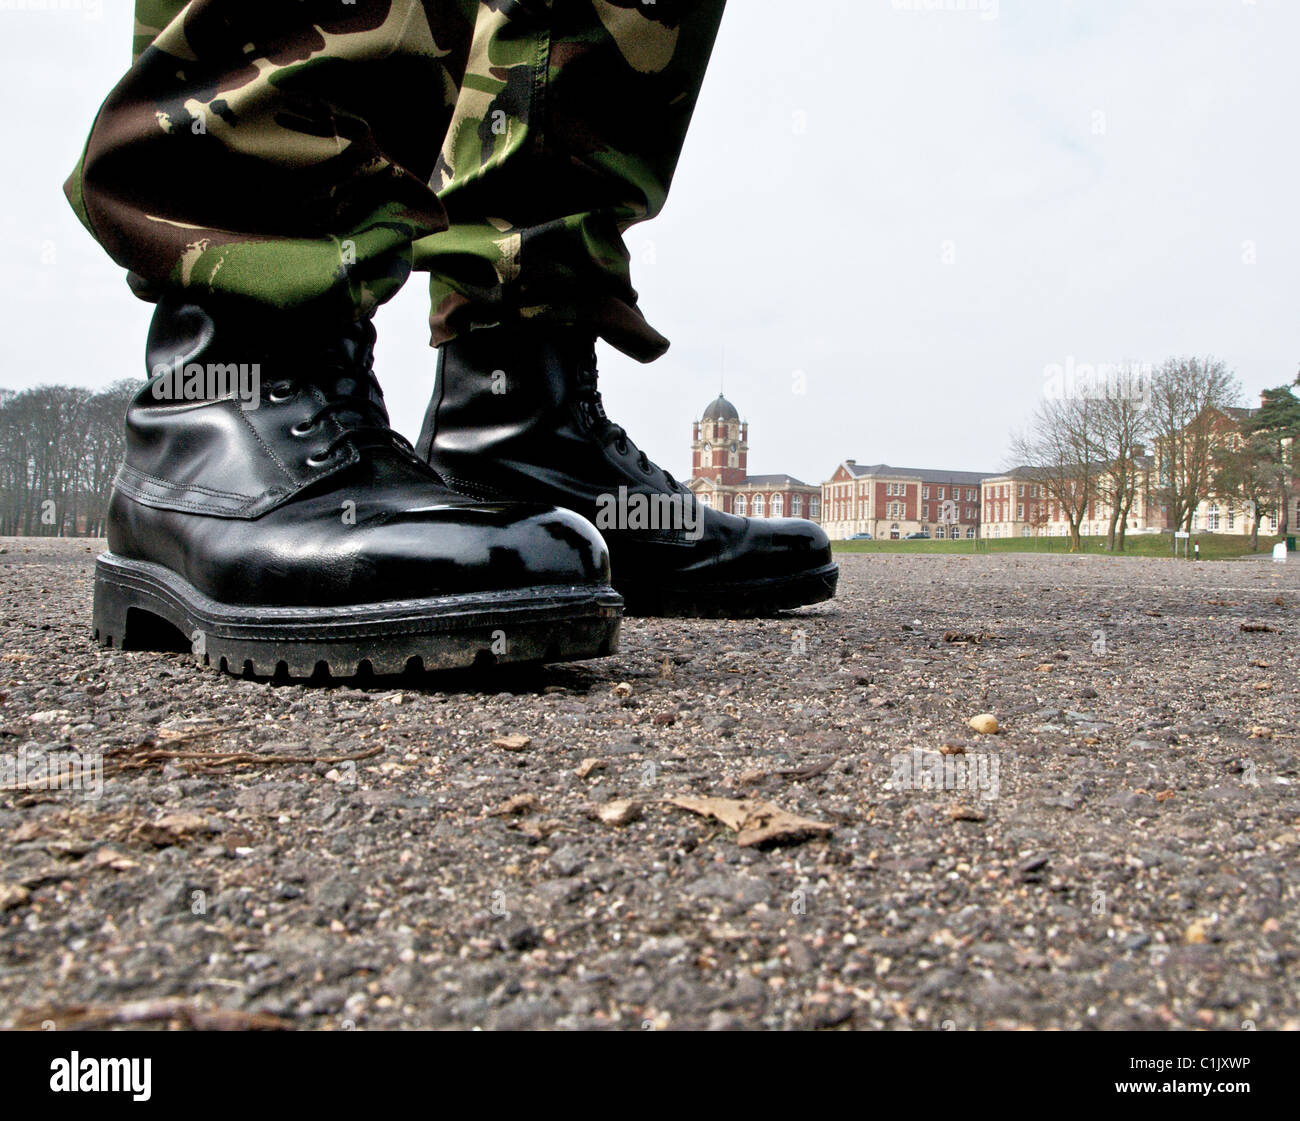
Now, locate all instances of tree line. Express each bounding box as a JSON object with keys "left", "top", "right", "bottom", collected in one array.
[
  {"left": 0, "top": 382, "right": 137, "bottom": 537},
  {"left": 2, "top": 364, "right": 1297, "bottom": 546},
  {"left": 1011, "top": 357, "right": 1300, "bottom": 552}
]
